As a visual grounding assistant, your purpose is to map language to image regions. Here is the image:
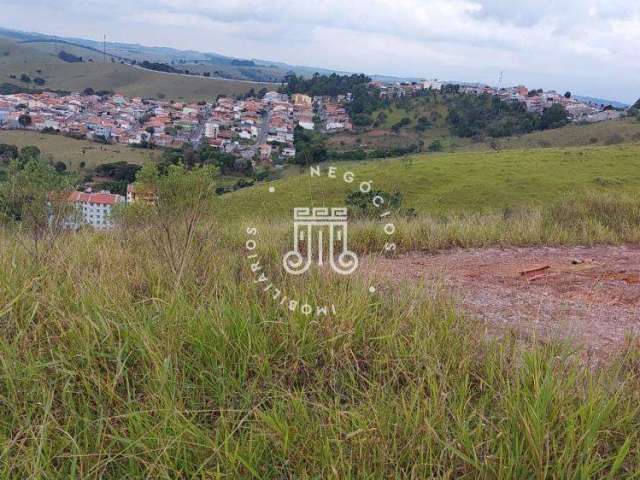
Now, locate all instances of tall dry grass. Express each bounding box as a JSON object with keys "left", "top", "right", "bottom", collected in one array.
[{"left": 0, "top": 193, "right": 639, "bottom": 477}]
